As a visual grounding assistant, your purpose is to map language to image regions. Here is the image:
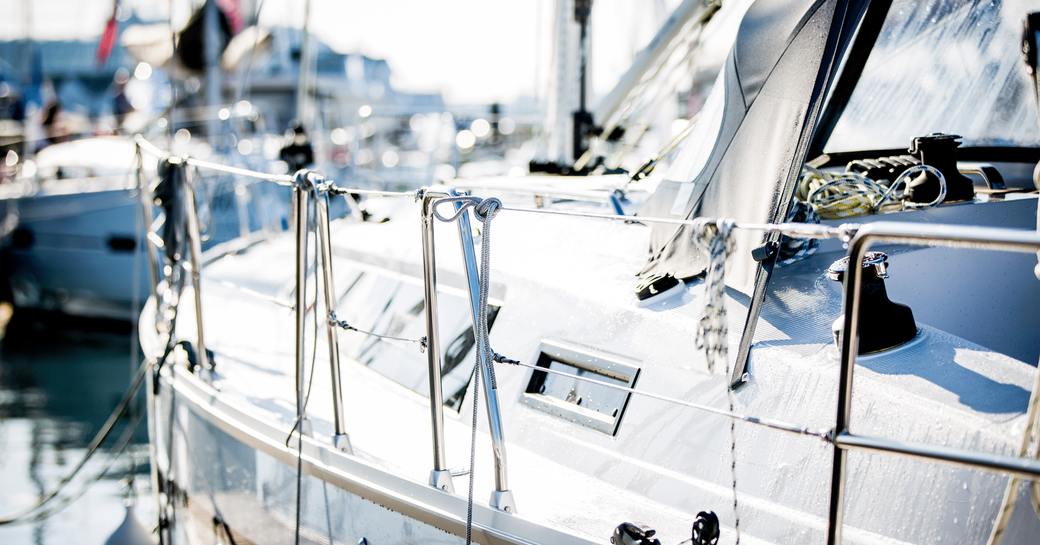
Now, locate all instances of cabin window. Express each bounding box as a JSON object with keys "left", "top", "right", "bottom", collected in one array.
[
  {"left": 521, "top": 341, "right": 639, "bottom": 436},
  {"left": 827, "top": 0, "right": 1040, "bottom": 152}
]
